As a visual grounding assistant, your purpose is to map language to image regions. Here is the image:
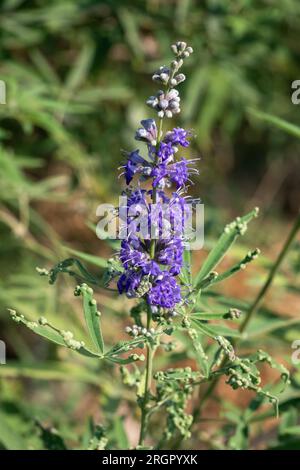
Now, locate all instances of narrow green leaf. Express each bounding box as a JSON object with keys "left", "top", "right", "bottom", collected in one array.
[
  {"left": 248, "top": 108, "right": 300, "bottom": 139},
  {"left": 180, "top": 247, "right": 192, "bottom": 286},
  {"left": 280, "top": 426, "right": 300, "bottom": 437},
  {"left": 207, "top": 248, "right": 260, "bottom": 288},
  {"left": 192, "top": 319, "right": 241, "bottom": 338},
  {"left": 194, "top": 208, "right": 259, "bottom": 287},
  {"left": 0, "top": 361, "right": 100, "bottom": 385},
  {"left": 8, "top": 309, "right": 102, "bottom": 358},
  {"left": 78, "top": 284, "right": 104, "bottom": 354},
  {"left": 65, "top": 247, "right": 107, "bottom": 268},
  {"left": 0, "top": 411, "right": 27, "bottom": 450},
  {"left": 191, "top": 311, "right": 234, "bottom": 320},
  {"left": 112, "top": 417, "right": 129, "bottom": 449}
]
